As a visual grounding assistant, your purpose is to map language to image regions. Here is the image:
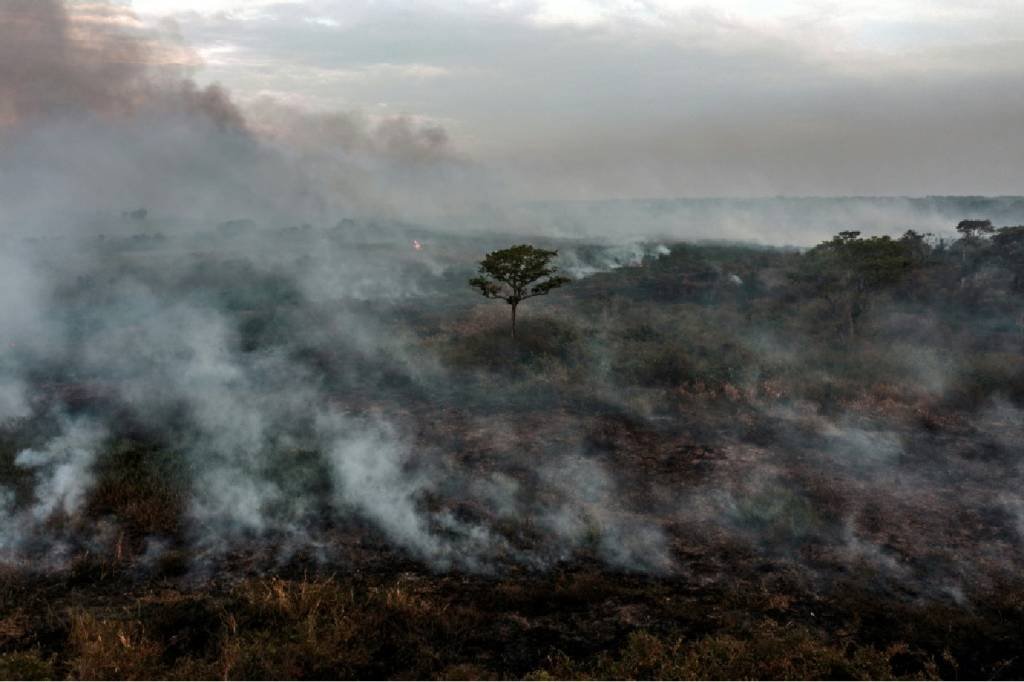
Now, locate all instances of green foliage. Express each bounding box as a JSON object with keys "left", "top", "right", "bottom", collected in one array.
[
  {"left": 946, "top": 352, "right": 1024, "bottom": 408},
  {"left": 790, "top": 231, "right": 914, "bottom": 339},
  {"left": 899, "top": 229, "right": 936, "bottom": 267},
  {"left": 956, "top": 219, "right": 994, "bottom": 241},
  {"left": 990, "top": 225, "right": 1024, "bottom": 291},
  {"left": 469, "top": 244, "right": 571, "bottom": 337}
]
